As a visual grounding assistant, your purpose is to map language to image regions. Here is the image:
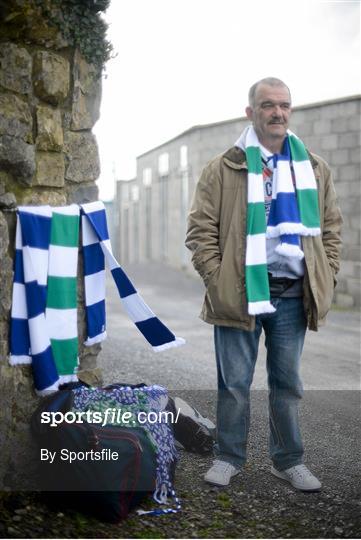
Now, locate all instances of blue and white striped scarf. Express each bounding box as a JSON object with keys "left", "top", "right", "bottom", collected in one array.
[
  {"left": 10, "top": 203, "right": 185, "bottom": 395},
  {"left": 10, "top": 205, "right": 80, "bottom": 394},
  {"left": 81, "top": 201, "right": 185, "bottom": 351}
]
